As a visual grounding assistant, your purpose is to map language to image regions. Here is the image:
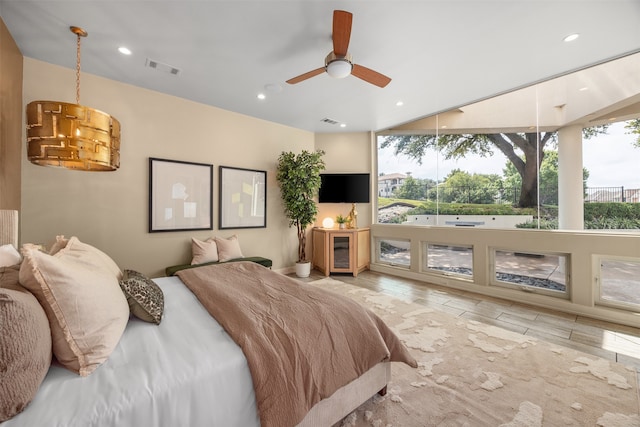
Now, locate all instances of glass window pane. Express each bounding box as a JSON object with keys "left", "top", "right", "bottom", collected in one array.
[
  {"left": 493, "top": 250, "right": 568, "bottom": 296},
  {"left": 378, "top": 238, "right": 410, "bottom": 267},
  {"left": 425, "top": 244, "right": 473, "bottom": 278},
  {"left": 599, "top": 258, "right": 640, "bottom": 308}
]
